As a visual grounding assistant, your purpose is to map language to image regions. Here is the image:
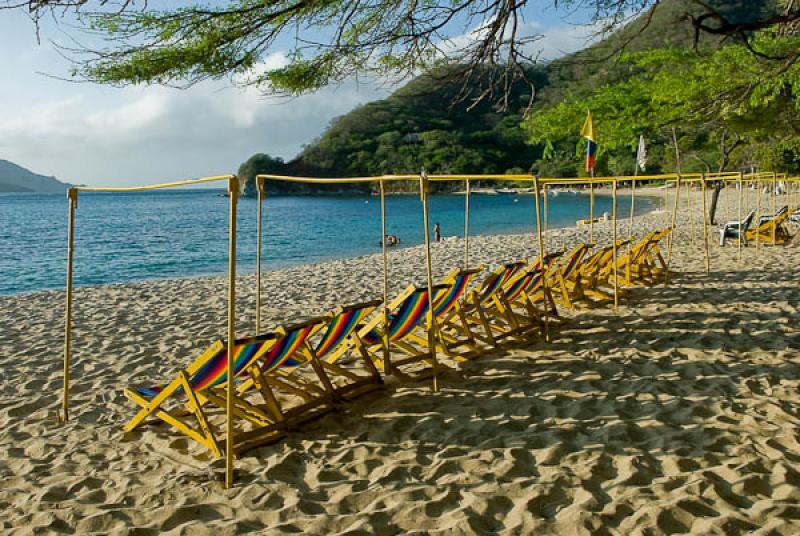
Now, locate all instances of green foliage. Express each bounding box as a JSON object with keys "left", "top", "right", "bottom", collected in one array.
[
  {"left": 231, "top": 0, "right": 790, "bottom": 193},
  {"left": 524, "top": 28, "right": 800, "bottom": 175},
  {"left": 289, "top": 68, "right": 541, "bottom": 190},
  {"left": 237, "top": 153, "right": 286, "bottom": 196}
]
